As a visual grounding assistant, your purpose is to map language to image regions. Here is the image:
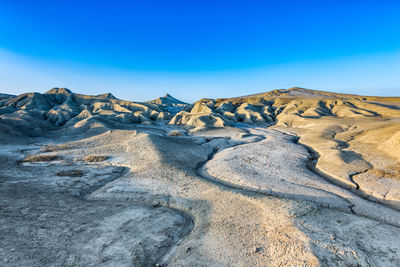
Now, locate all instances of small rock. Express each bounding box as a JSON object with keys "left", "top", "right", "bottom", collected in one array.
[
  {"left": 254, "top": 246, "right": 264, "bottom": 253},
  {"left": 152, "top": 202, "right": 161, "bottom": 208}
]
